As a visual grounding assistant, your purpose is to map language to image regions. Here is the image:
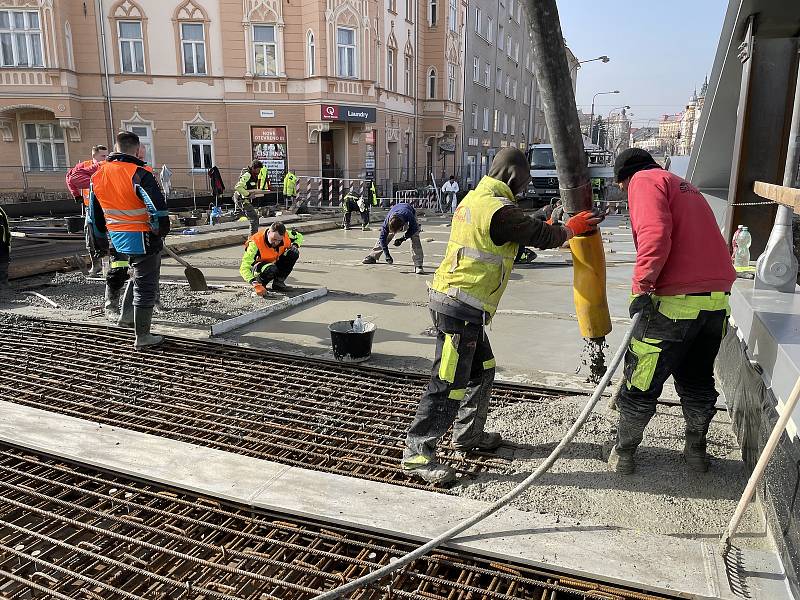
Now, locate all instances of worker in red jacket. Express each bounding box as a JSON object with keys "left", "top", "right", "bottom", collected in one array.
[
  {"left": 608, "top": 148, "right": 736, "bottom": 475},
  {"left": 66, "top": 144, "right": 109, "bottom": 275}
]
